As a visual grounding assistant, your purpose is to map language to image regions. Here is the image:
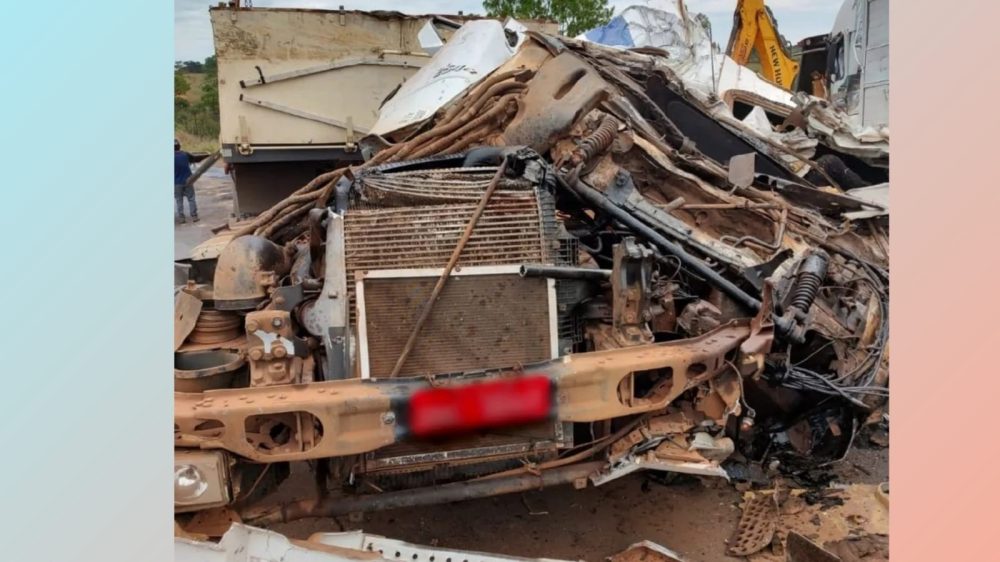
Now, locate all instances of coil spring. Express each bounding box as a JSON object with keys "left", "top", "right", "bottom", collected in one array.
[{"left": 577, "top": 115, "right": 620, "bottom": 162}]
